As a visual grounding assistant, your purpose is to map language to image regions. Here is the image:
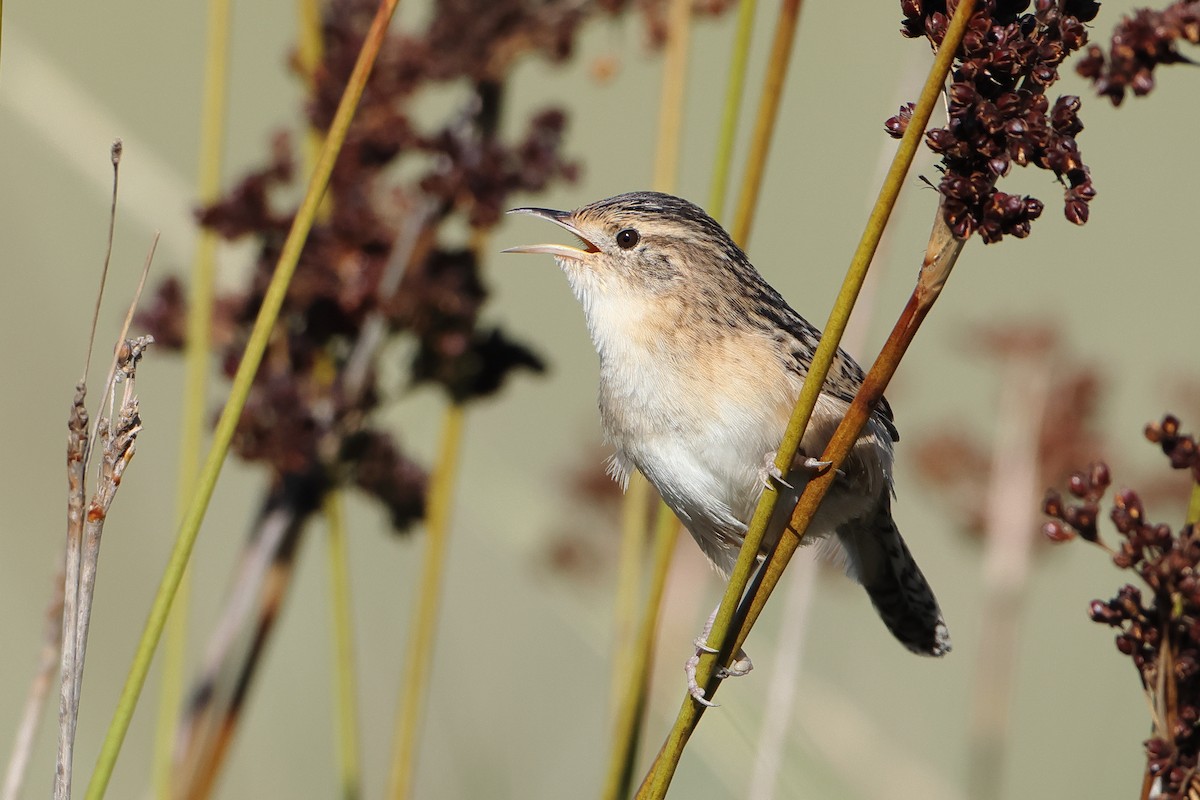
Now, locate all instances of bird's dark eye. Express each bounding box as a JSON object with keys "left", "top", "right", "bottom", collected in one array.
[{"left": 616, "top": 228, "right": 640, "bottom": 249}]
